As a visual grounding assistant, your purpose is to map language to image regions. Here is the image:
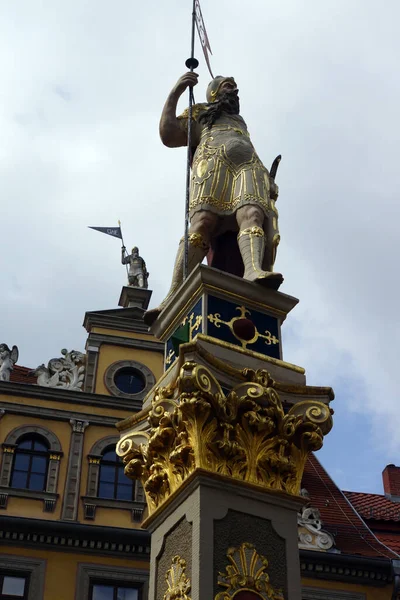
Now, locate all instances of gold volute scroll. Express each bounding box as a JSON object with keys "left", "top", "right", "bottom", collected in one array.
[
  {"left": 116, "top": 362, "right": 333, "bottom": 516},
  {"left": 216, "top": 542, "right": 284, "bottom": 600}
]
